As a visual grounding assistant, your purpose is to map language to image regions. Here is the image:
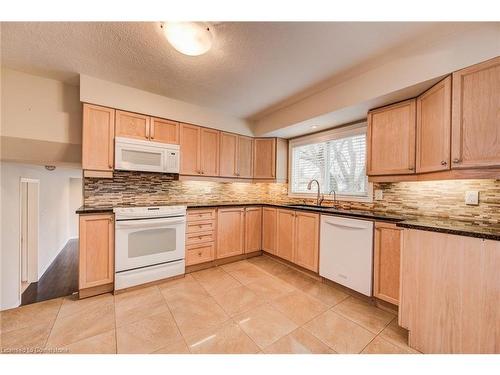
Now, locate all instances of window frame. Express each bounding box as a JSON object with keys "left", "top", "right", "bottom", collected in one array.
[{"left": 287, "top": 122, "right": 373, "bottom": 203}]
